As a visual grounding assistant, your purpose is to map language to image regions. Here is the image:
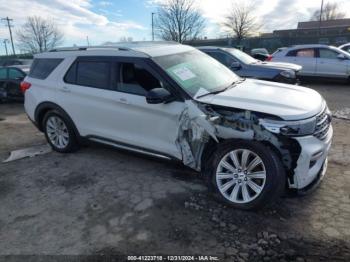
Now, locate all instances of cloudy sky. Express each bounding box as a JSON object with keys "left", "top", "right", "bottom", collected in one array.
[{"left": 0, "top": 0, "right": 349, "bottom": 54}]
